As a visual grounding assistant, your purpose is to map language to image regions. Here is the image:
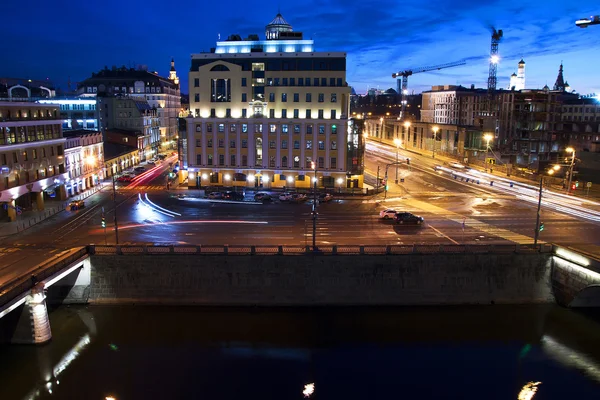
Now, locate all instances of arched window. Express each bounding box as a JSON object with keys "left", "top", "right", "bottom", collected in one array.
[
  {"left": 255, "top": 138, "right": 263, "bottom": 166},
  {"left": 210, "top": 64, "right": 230, "bottom": 71},
  {"left": 282, "top": 156, "right": 288, "bottom": 168}
]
